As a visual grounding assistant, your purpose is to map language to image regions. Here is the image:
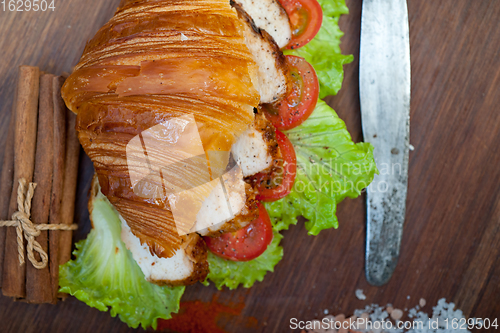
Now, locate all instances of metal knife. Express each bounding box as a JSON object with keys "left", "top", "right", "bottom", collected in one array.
[{"left": 359, "top": 0, "right": 411, "bottom": 286}]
